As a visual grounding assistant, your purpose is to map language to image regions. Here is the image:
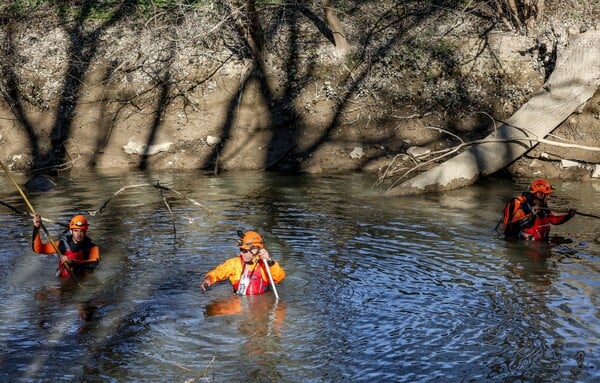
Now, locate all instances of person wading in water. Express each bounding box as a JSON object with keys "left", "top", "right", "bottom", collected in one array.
[
  {"left": 201, "top": 231, "right": 285, "bottom": 295},
  {"left": 32, "top": 214, "right": 100, "bottom": 278},
  {"left": 502, "top": 179, "right": 576, "bottom": 241}
]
